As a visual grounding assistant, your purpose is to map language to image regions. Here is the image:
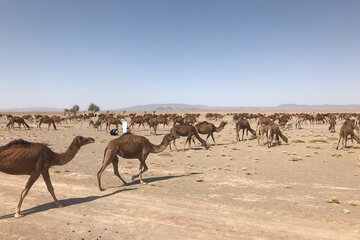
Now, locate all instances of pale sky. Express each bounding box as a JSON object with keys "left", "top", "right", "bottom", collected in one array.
[{"left": 0, "top": 0, "right": 359, "bottom": 110}]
